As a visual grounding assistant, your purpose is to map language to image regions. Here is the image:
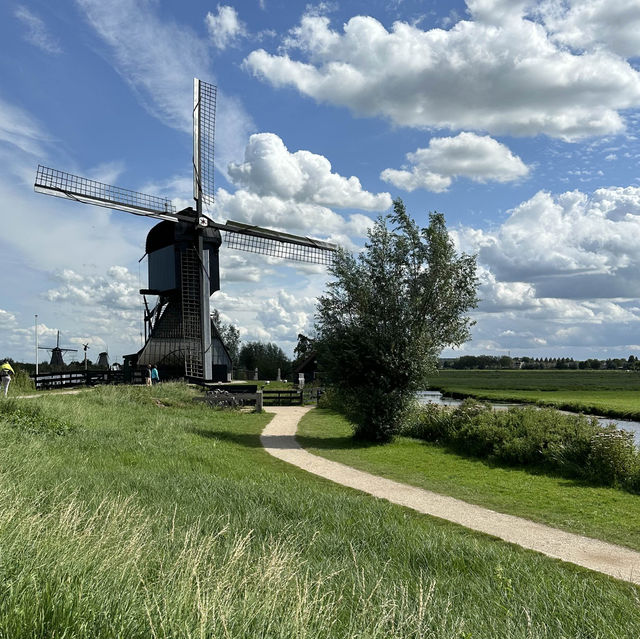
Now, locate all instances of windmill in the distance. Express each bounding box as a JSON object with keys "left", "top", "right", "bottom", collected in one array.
[
  {"left": 34, "top": 79, "right": 336, "bottom": 382},
  {"left": 39, "top": 331, "right": 78, "bottom": 368},
  {"left": 97, "top": 352, "right": 110, "bottom": 368}
]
